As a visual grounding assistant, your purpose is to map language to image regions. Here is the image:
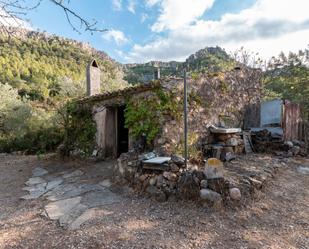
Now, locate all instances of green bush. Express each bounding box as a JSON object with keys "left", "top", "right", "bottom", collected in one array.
[
  {"left": 0, "top": 126, "right": 63, "bottom": 153},
  {"left": 60, "top": 101, "right": 96, "bottom": 156},
  {"left": 0, "top": 83, "right": 64, "bottom": 153}
]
